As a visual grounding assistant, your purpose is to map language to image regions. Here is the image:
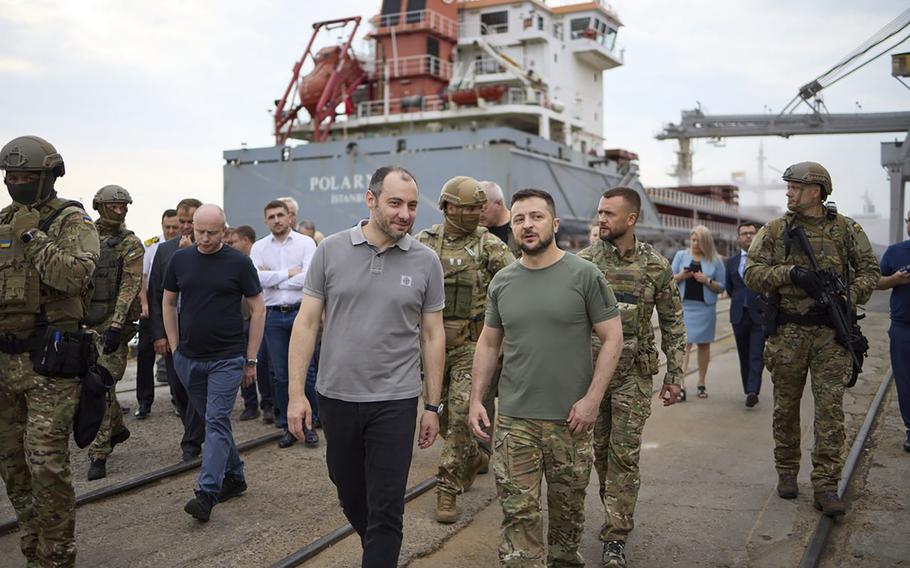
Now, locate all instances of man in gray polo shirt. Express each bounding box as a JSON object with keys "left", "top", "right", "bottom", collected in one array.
[{"left": 287, "top": 166, "right": 445, "bottom": 568}]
